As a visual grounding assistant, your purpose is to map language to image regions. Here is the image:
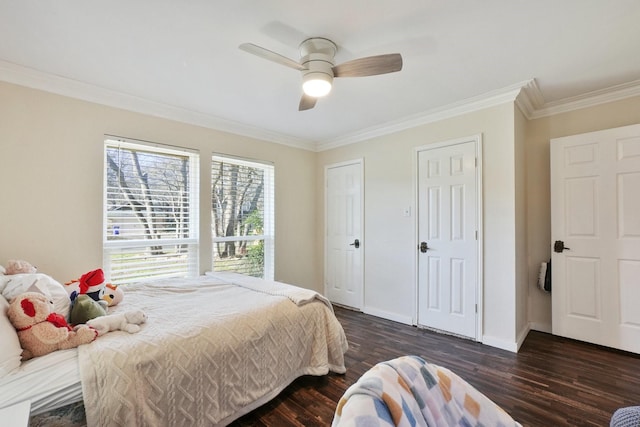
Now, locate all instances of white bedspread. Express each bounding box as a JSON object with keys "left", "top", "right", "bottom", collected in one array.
[{"left": 78, "top": 275, "right": 348, "bottom": 427}]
